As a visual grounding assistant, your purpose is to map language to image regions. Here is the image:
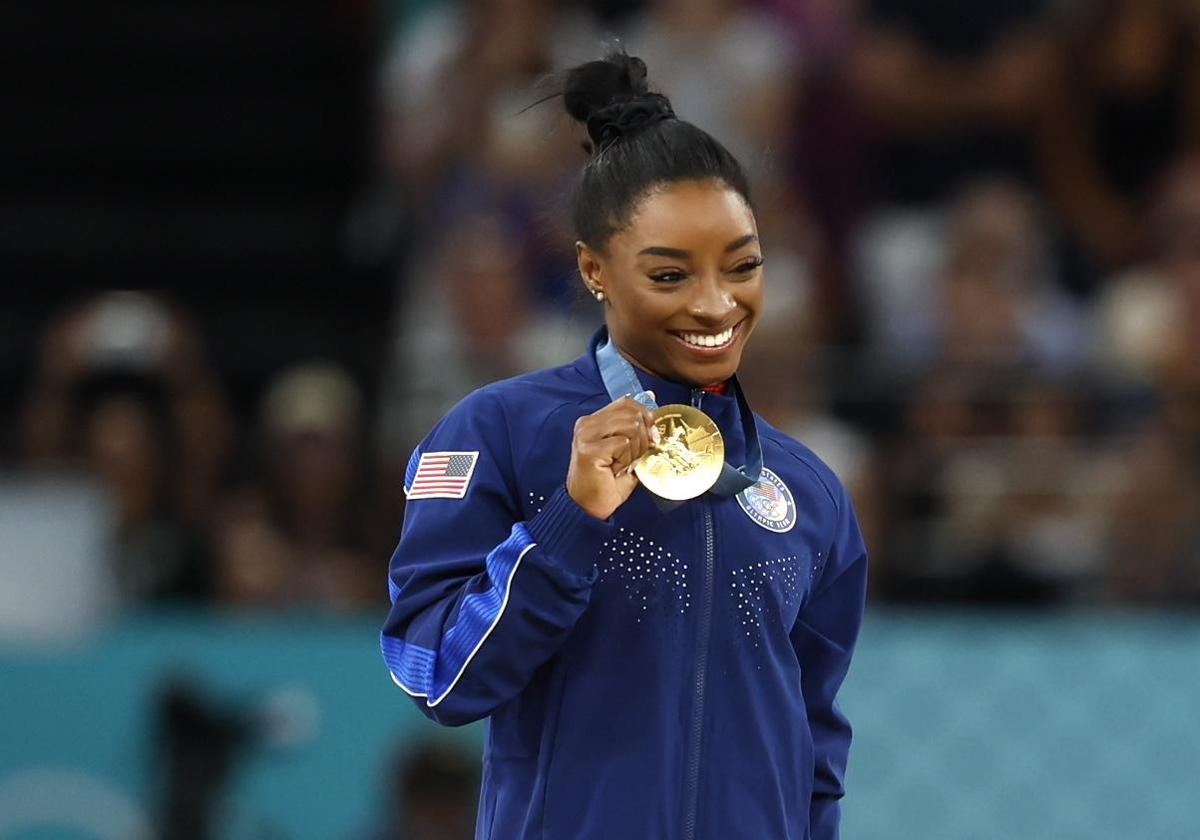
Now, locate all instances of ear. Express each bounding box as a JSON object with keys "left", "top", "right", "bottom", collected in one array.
[{"left": 576, "top": 241, "right": 604, "bottom": 298}]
